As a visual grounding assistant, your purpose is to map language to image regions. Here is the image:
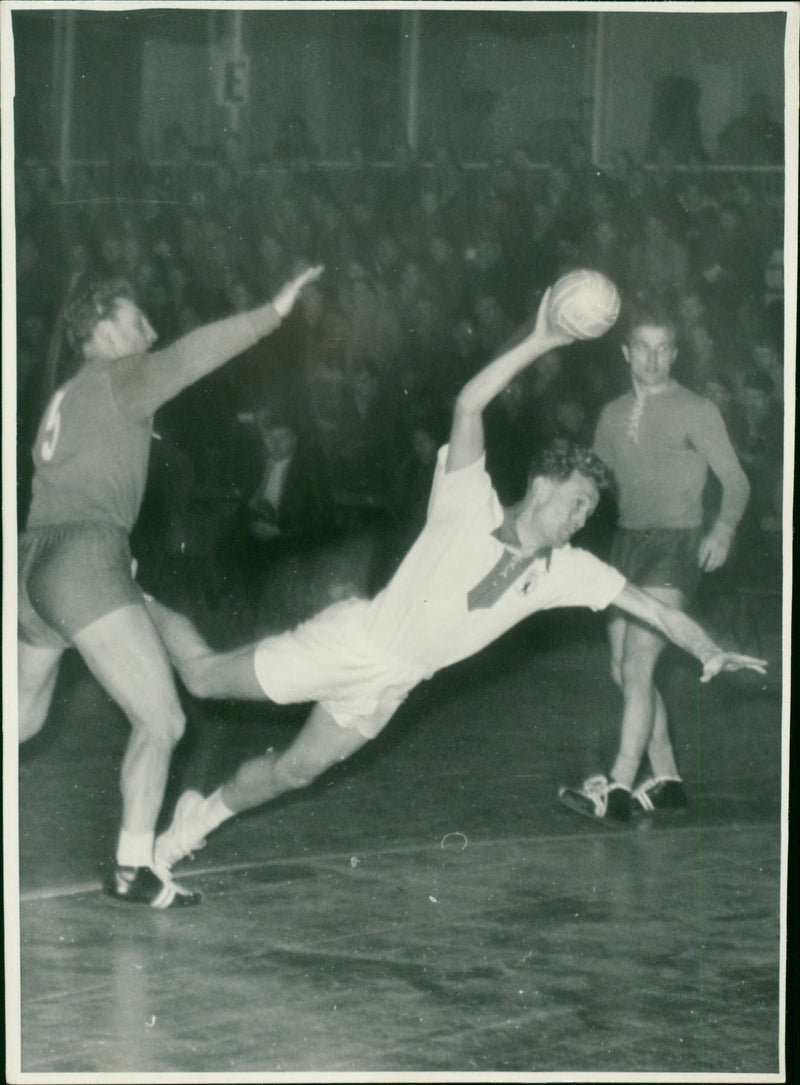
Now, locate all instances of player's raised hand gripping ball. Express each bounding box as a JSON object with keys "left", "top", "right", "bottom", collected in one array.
[{"left": 547, "top": 269, "right": 621, "bottom": 340}]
